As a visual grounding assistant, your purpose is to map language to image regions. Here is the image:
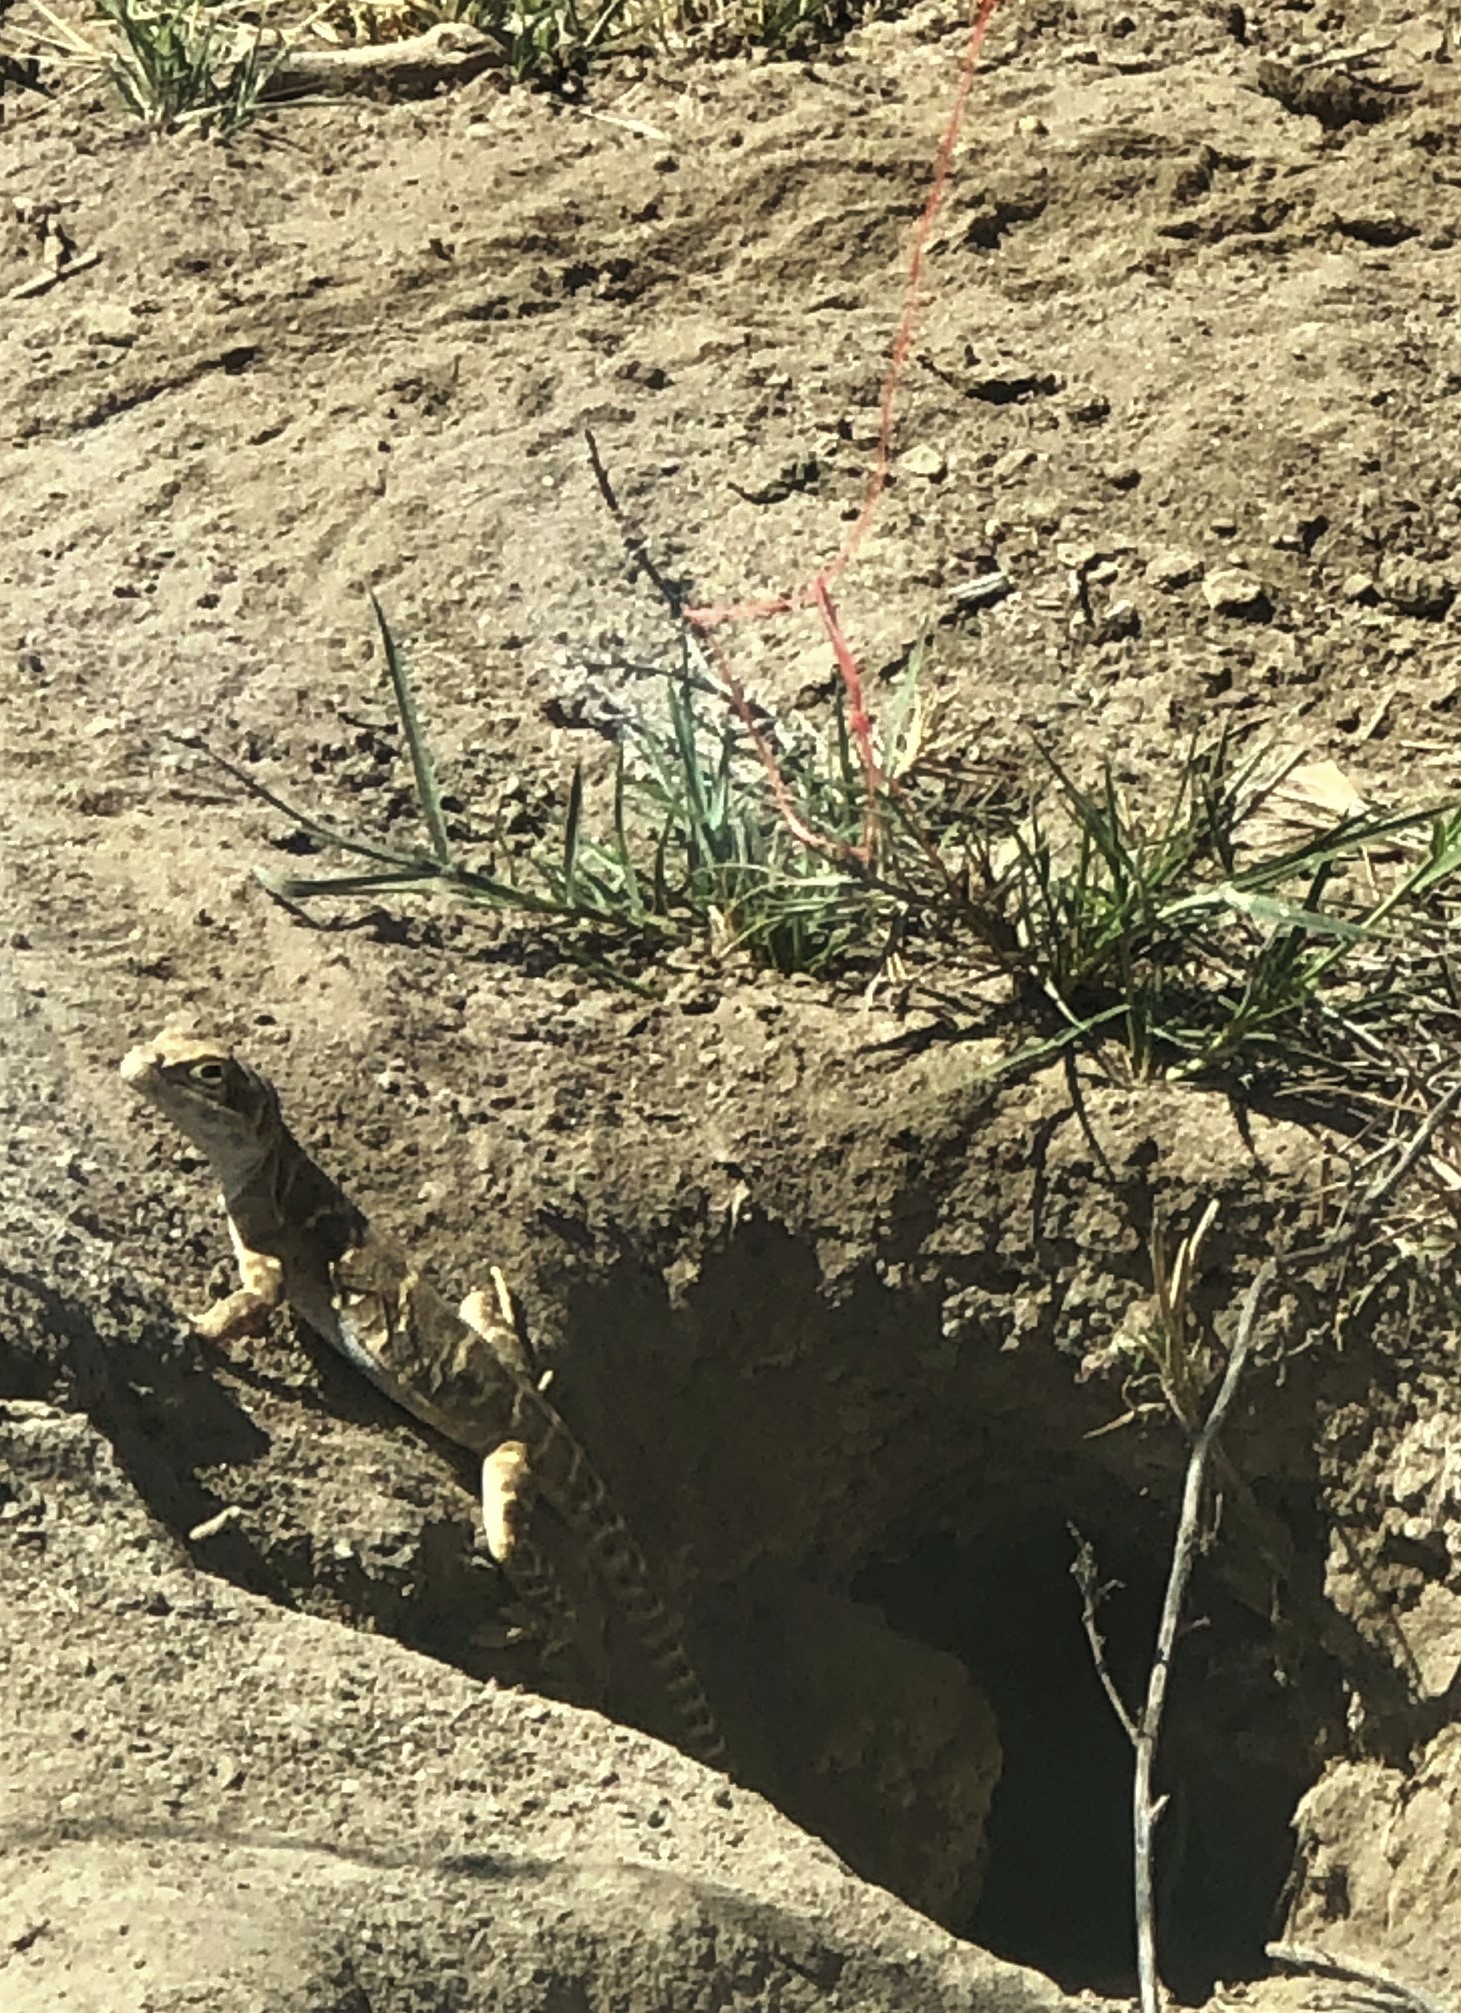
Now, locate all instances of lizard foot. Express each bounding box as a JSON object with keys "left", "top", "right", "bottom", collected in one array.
[
  {"left": 194, "top": 1239, "right": 285, "bottom": 1341},
  {"left": 458, "top": 1266, "right": 534, "bottom": 1379}
]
